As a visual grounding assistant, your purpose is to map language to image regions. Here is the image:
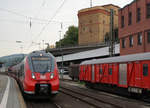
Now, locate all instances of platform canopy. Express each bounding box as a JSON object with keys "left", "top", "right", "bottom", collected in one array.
[{"left": 56, "top": 44, "right": 119, "bottom": 62}]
